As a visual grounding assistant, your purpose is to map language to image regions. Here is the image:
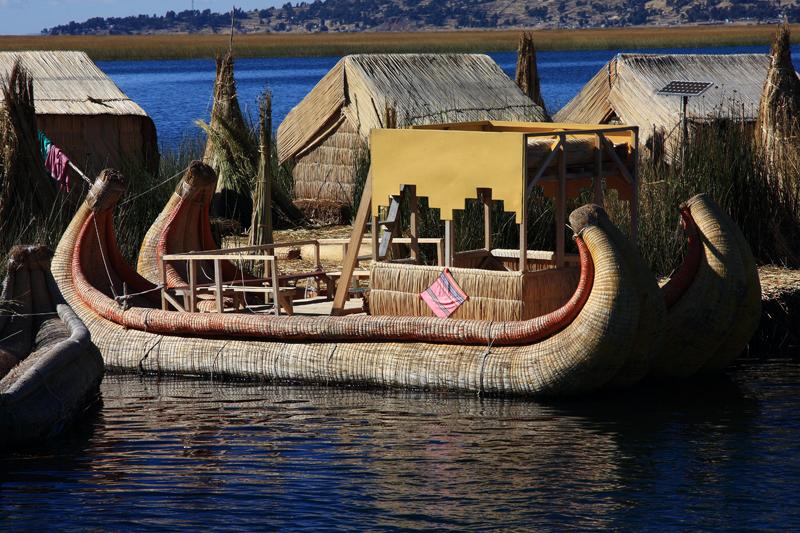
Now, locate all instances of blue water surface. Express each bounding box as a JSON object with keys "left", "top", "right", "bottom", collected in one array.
[{"left": 97, "top": 45, "right": 800, "bottom": 150}]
